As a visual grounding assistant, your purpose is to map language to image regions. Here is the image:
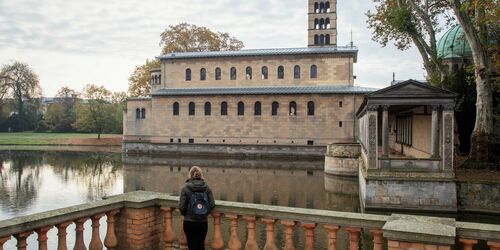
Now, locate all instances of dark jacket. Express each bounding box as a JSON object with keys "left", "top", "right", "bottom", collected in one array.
[{"left": 179, "top": 178, "right": 215, "bottom": 222}]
